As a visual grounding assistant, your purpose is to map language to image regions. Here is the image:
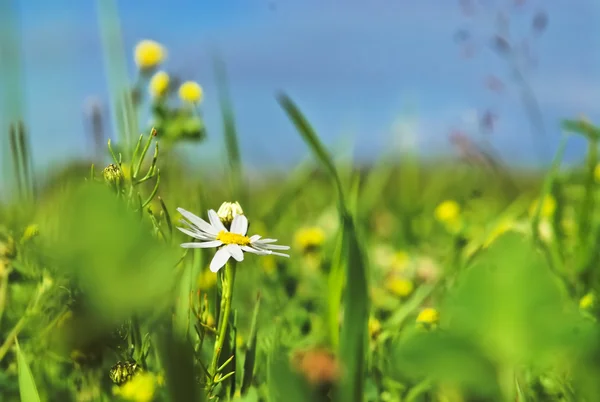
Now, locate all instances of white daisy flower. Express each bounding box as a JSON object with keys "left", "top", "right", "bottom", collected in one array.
[{"left": 177, "top": 207, "right": 291, "bottom": 273}]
